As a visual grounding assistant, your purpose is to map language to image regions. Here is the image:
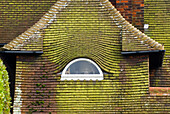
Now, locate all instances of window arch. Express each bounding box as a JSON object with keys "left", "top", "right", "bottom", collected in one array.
[{"left": 61, "top": 58, "right": 103, "bottom": 81}]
